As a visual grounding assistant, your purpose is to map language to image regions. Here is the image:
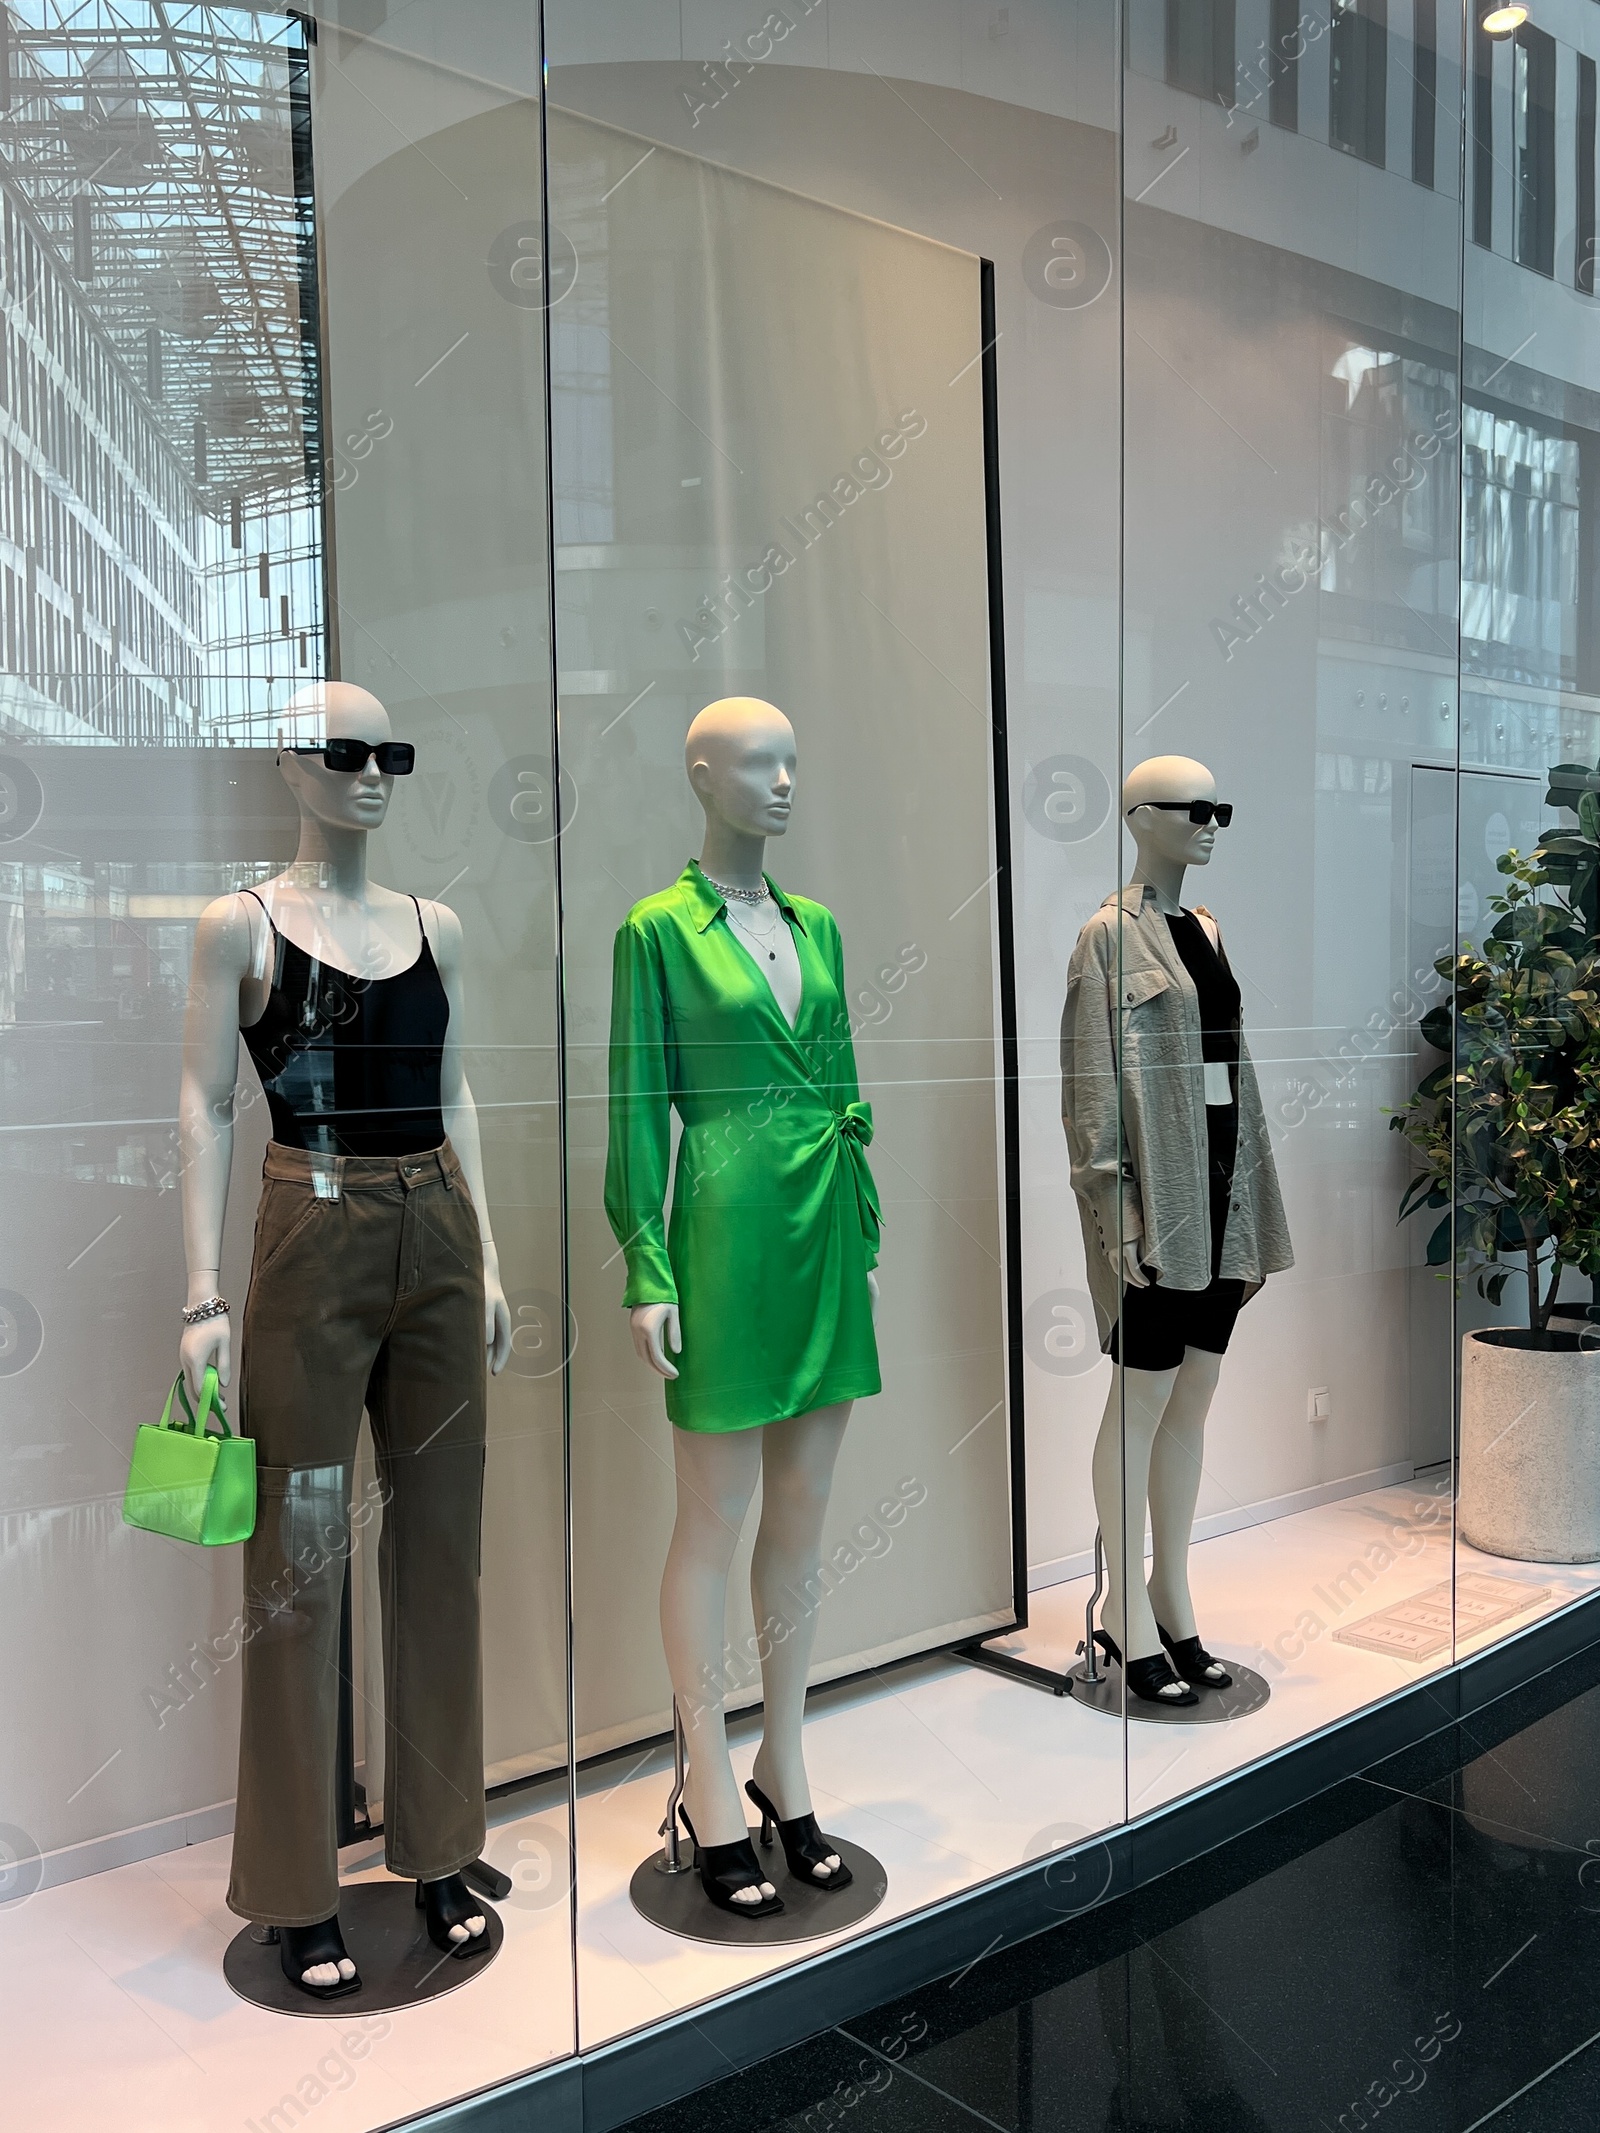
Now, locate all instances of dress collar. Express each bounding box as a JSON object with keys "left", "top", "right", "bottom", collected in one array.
[{"left": 680, "top": 858, "right": 808, "bottom": 935}]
